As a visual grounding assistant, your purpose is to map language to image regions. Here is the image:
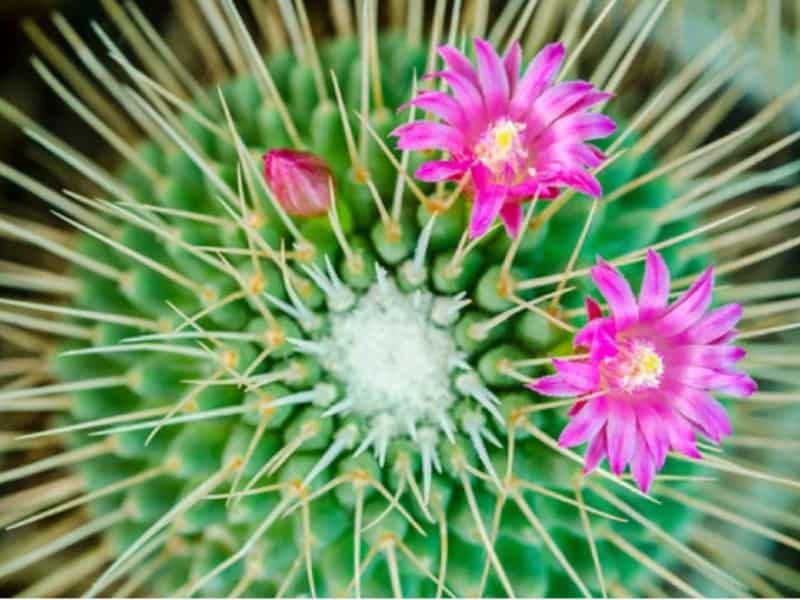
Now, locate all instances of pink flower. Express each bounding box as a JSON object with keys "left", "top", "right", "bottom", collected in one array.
[
  {"left": 528, "top": 250, "right": 756, "bottom": 492},
  {"left": 391, "top": 39, "right": 616, "bottom": 239},
  {"left": 263, "top": 149, "right": 333, "bottom": 217}
]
